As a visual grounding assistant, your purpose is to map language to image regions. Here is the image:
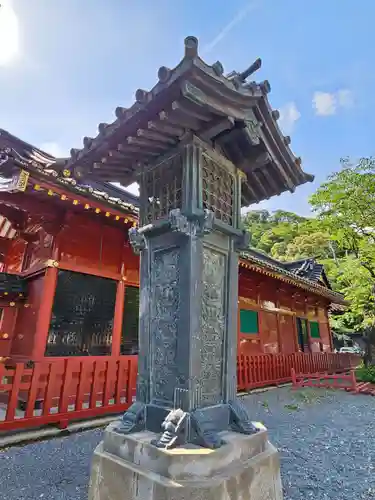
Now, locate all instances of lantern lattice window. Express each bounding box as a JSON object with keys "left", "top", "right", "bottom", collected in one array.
[
  {"left": 202, "top": 153, "right": 234, "bottom": 226},
  {"left": 143, "top": 153, "right": 183, "bottom": 224}
]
